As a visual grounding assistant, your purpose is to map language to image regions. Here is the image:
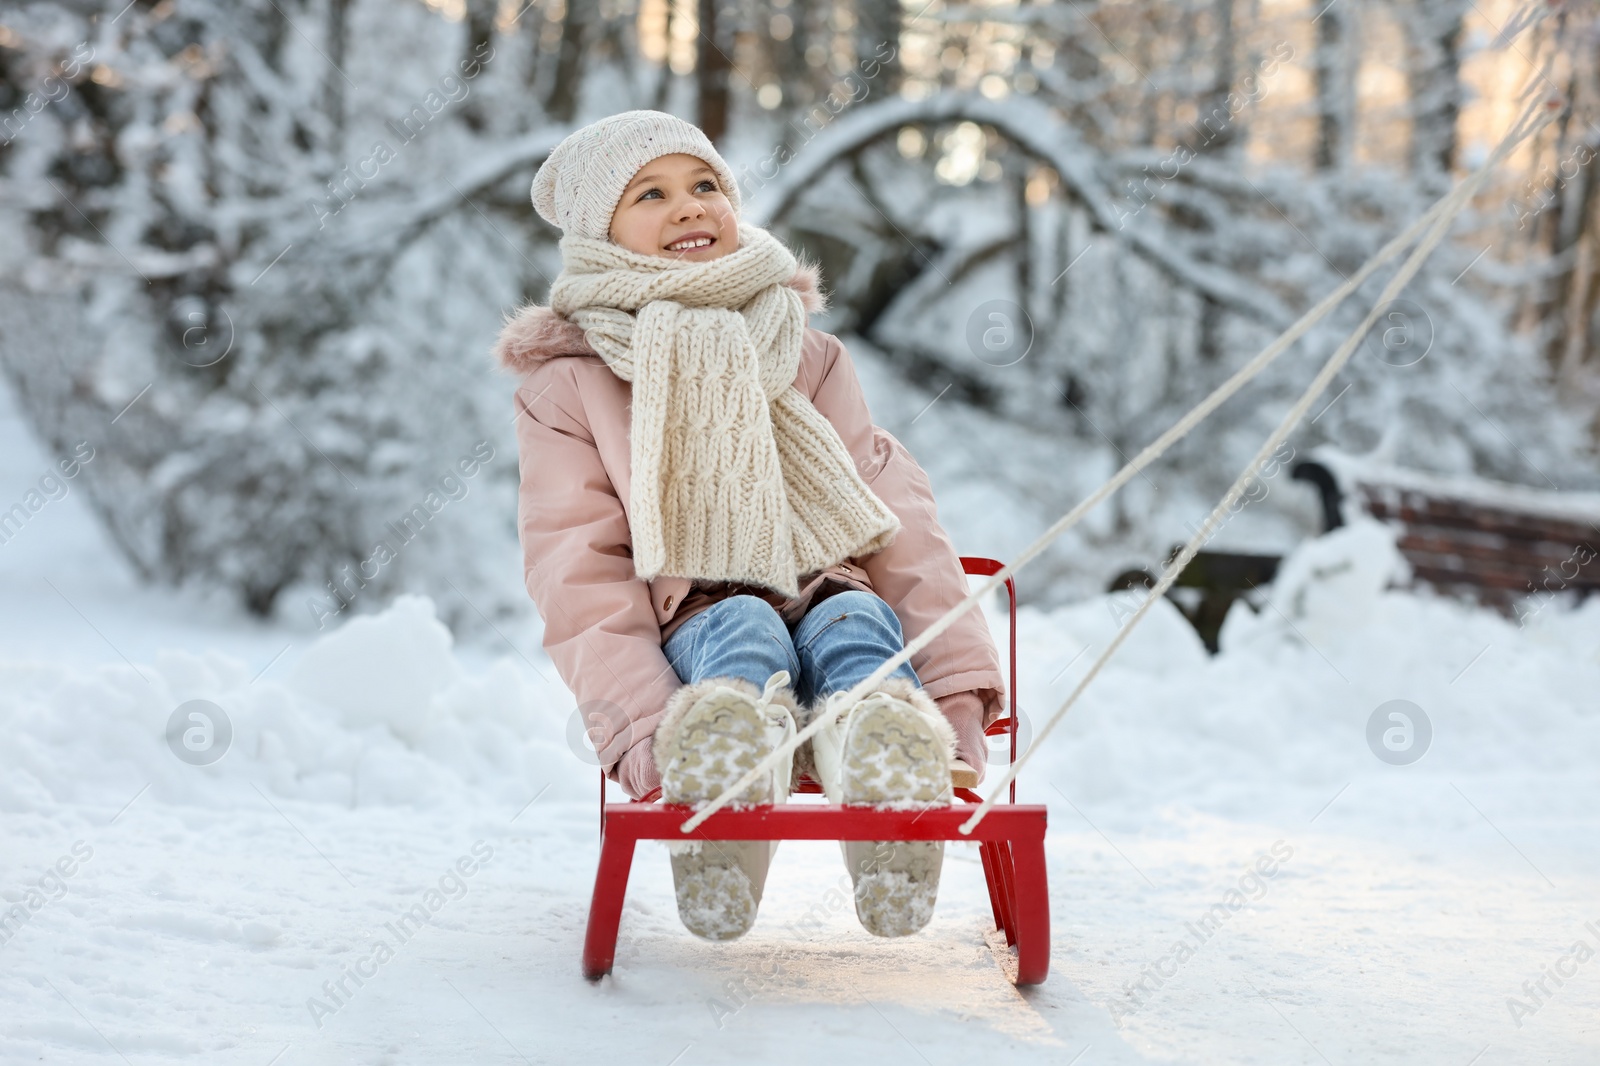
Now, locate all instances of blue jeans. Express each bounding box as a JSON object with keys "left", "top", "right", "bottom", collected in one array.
[{"left": 663, "top": 591, "right": 921, "bottom": 707}]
